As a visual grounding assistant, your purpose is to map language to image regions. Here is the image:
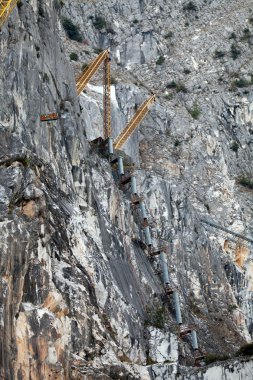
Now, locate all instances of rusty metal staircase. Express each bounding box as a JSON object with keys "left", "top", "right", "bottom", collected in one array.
[{"left": 111, "top": 154, "right": 205, "bottom": 366}]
